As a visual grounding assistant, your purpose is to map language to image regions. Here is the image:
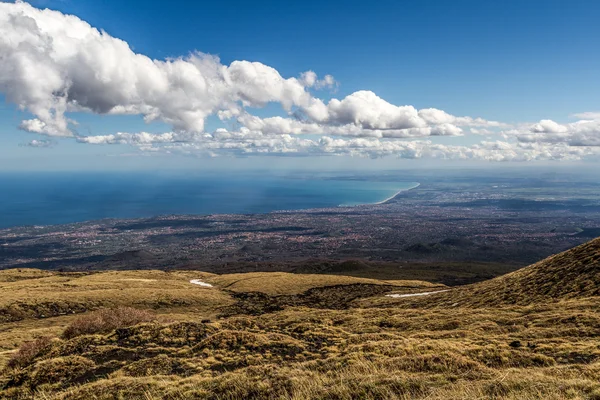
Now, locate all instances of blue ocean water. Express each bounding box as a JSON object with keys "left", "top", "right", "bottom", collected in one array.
[{"left": 0, "top": 172, "right": 417, "bottom": 229}]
